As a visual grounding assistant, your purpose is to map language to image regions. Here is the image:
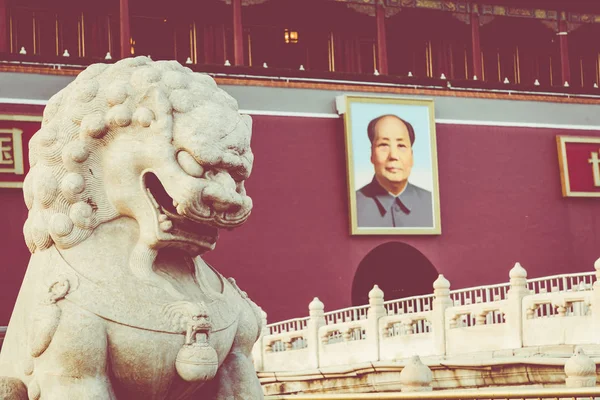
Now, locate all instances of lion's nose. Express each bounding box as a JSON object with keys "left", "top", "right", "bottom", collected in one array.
[
  {"left": 212, "top": 199, "right": 241, "bottom": 213},
  {"left": 201, "top": 189, "right": 241, "bottom": 213},
  {"left": 202, "top": 171, "right": 243, "bottom": 213},
  {"left": 205, "top": 170, "right": 236, "bottom": 192}
]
